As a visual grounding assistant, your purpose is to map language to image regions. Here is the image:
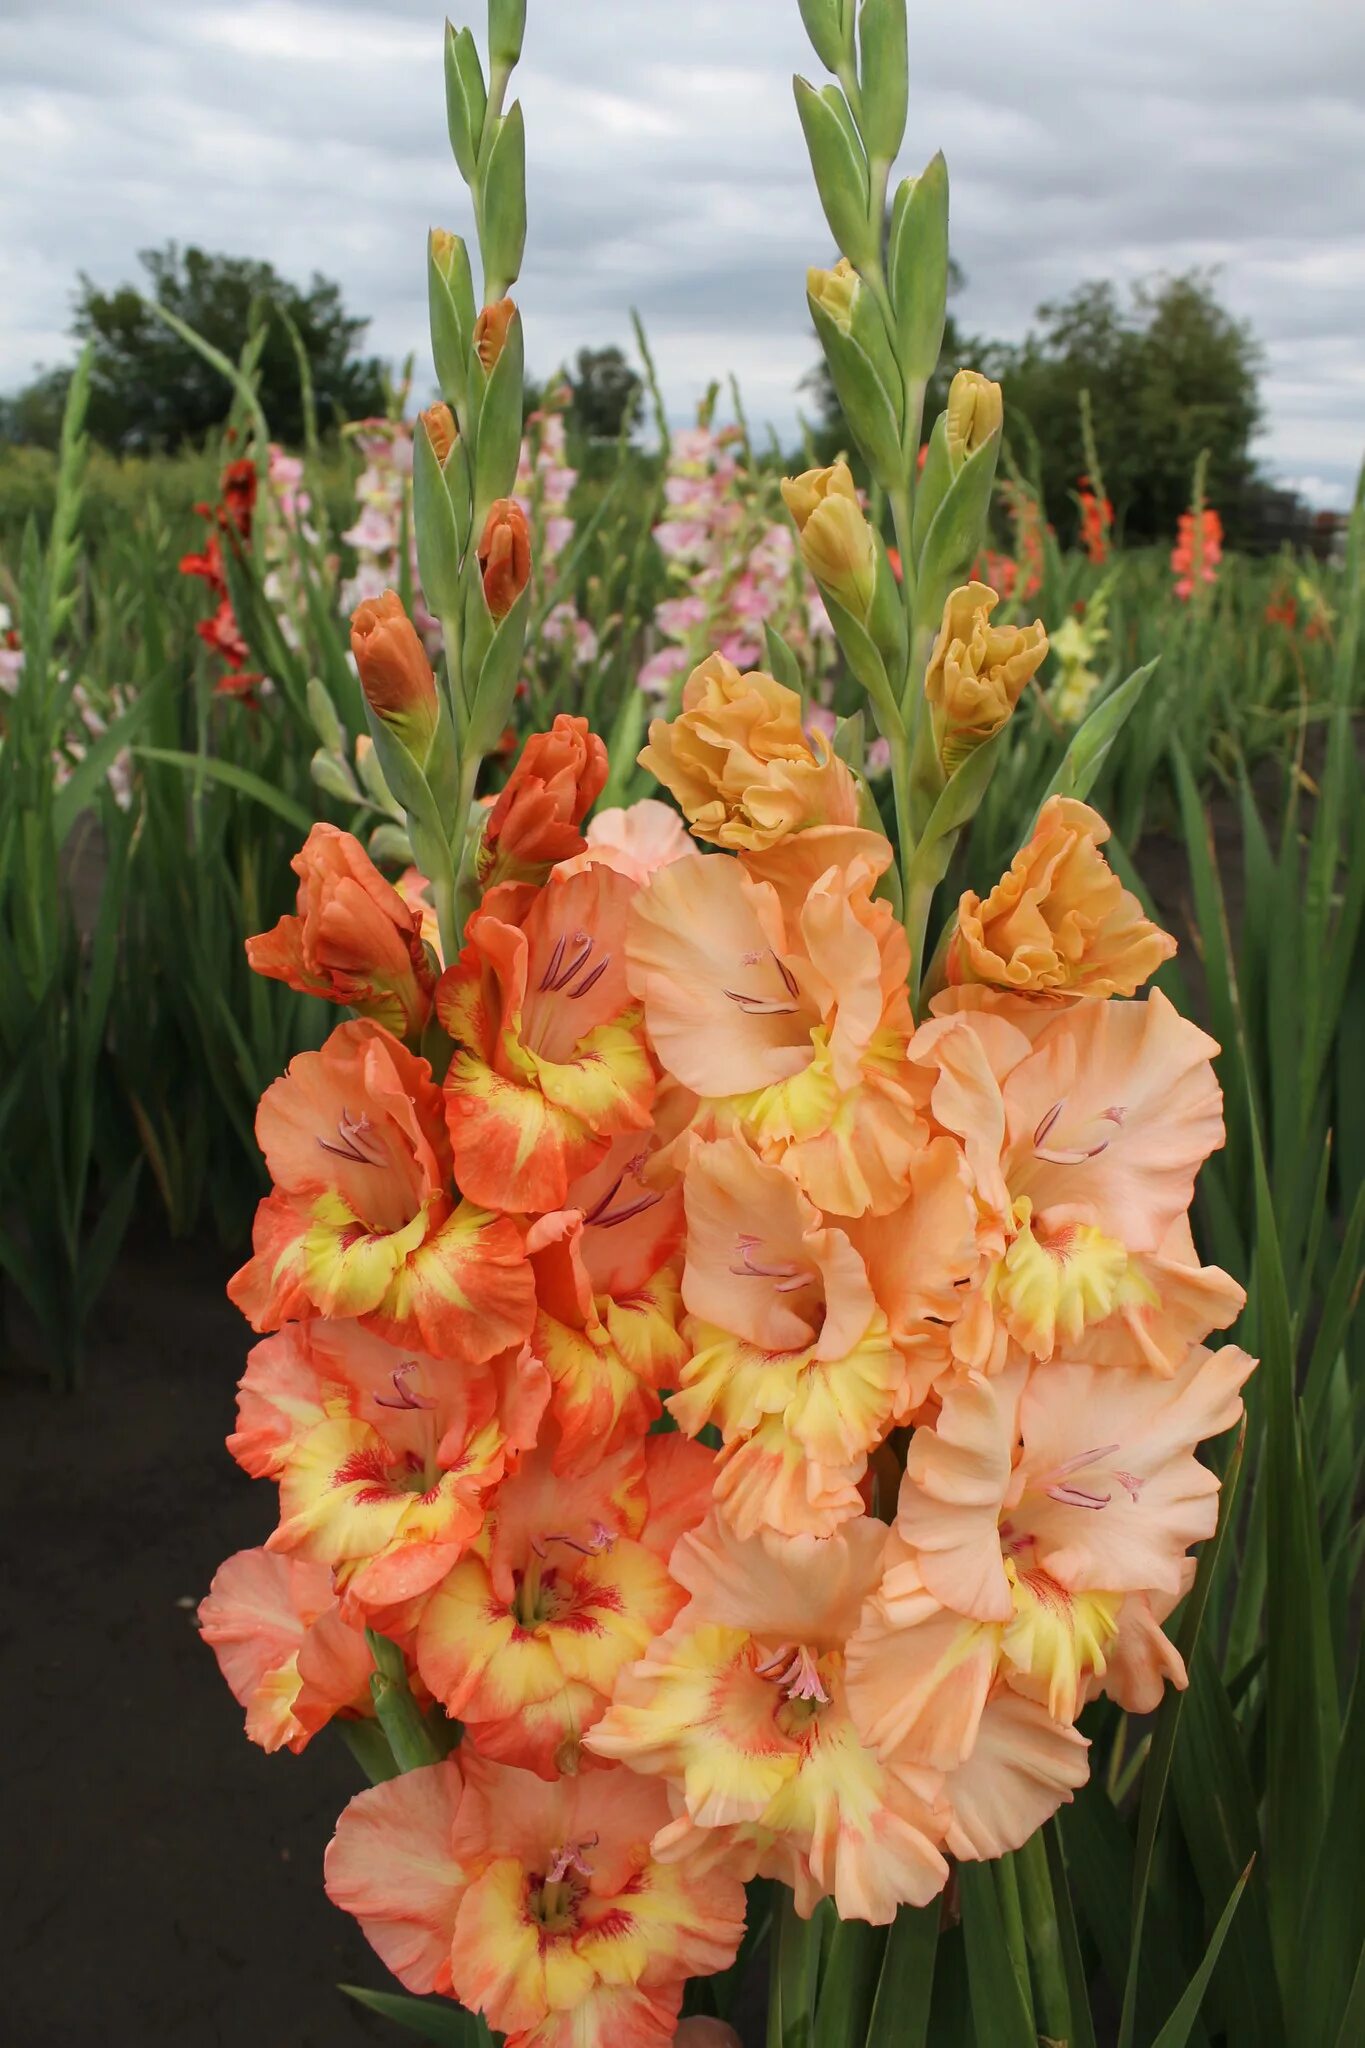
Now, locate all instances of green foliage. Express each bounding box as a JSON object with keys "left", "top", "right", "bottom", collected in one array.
[
  {"left": 567, "top": 346, "right": 643, "bottom": 442},
  {"left": 0, "top": 243, "right": 386, "bottom": 453},
  {"left": 992, "top": 272, "right": 1264, "bottom": 541}
]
